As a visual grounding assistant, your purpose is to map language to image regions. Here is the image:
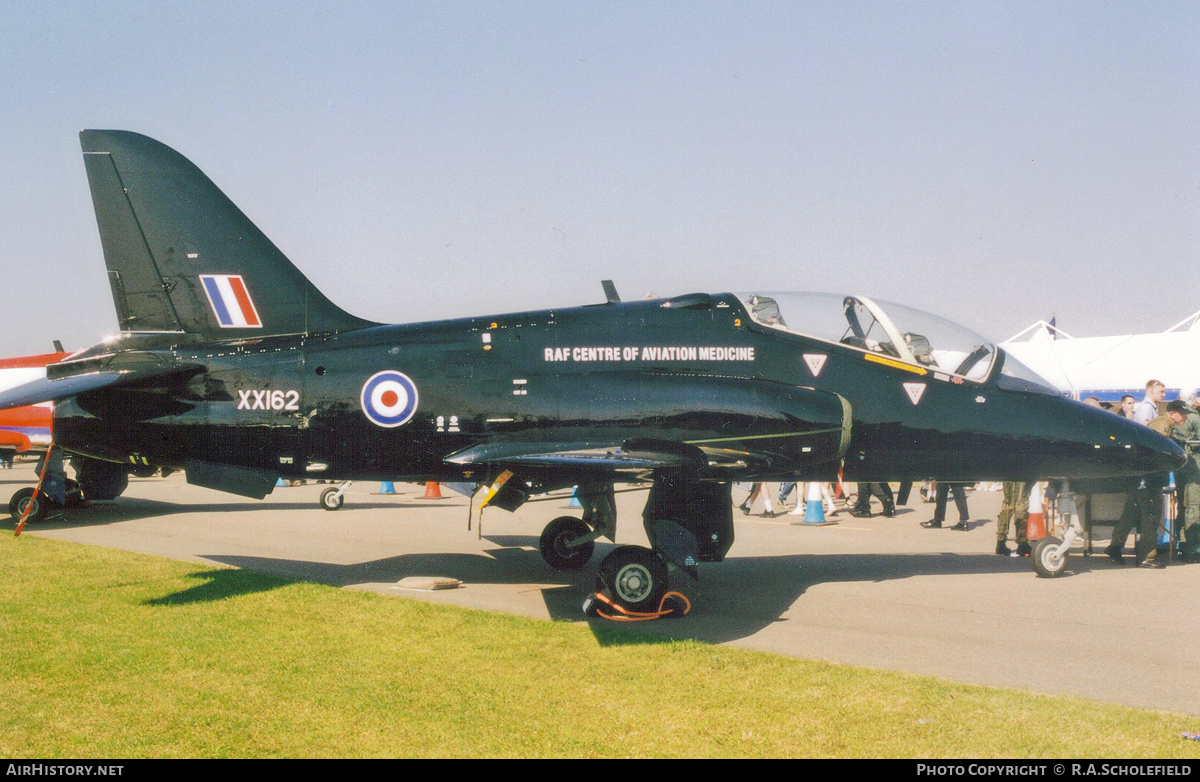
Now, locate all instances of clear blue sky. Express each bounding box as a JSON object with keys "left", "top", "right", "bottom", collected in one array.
[{"left": 2, "top": 1, "right": 1197, "bottom": 355}]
